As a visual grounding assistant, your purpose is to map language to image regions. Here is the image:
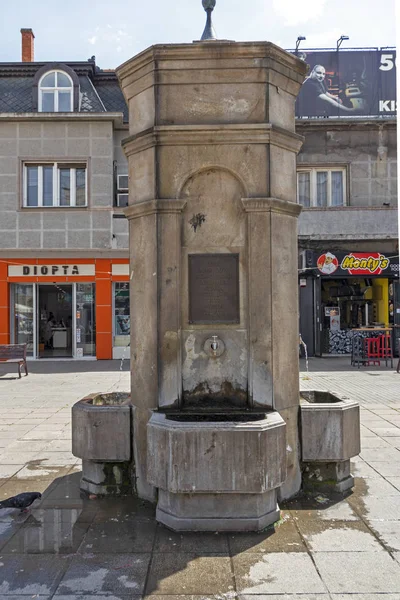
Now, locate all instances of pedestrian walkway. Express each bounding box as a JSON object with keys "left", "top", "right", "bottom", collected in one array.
[{"left": 0, "top": 358, "right": 399, "bottom": 598}]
